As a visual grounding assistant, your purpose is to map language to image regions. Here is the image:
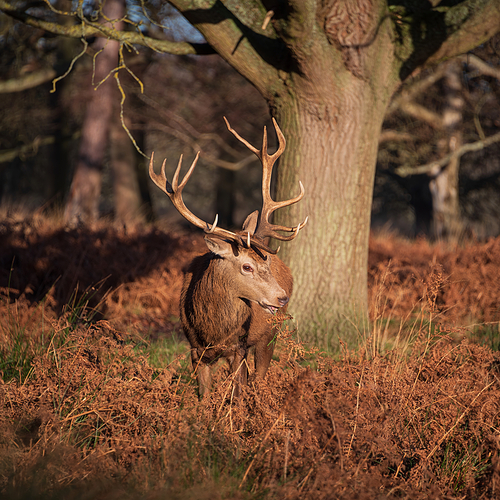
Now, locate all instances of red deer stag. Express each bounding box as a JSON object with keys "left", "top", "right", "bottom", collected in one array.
[{"left": 149, "top": 117, "right": 307, "bottom": 397}]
